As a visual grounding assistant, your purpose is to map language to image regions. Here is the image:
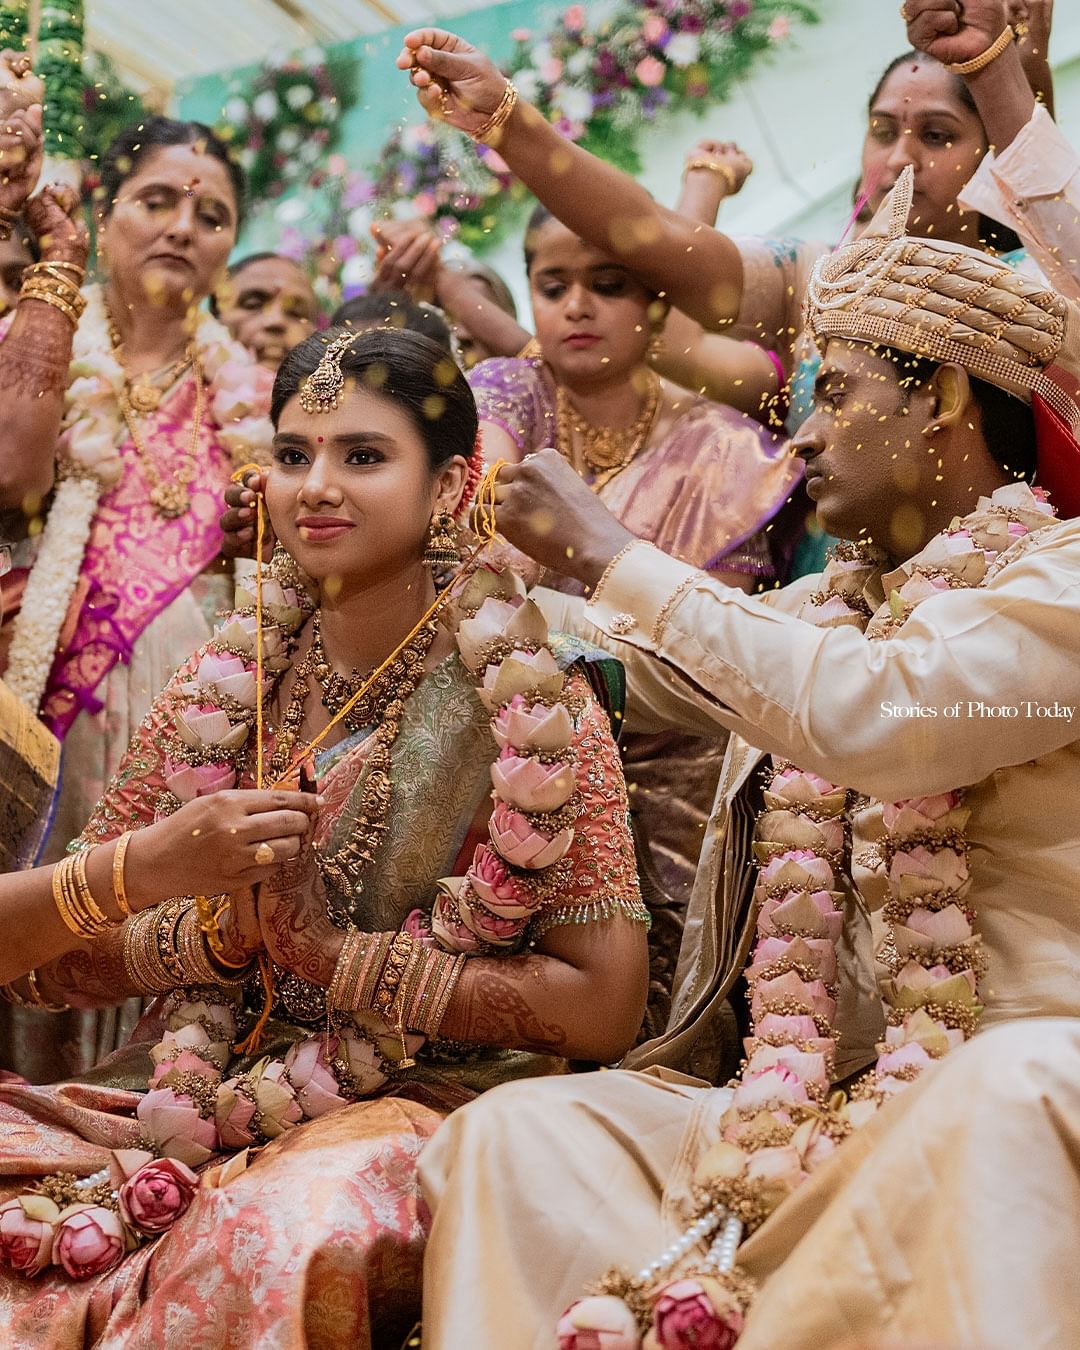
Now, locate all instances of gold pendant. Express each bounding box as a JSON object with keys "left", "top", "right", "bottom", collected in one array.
[
  {"left": 128, "top": 381, "right": 162, "bottom": 415},
  {"left": 150, "top": 482, "right": 190, "bottom": 518}
]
